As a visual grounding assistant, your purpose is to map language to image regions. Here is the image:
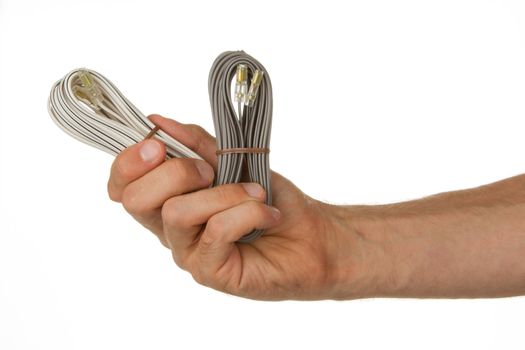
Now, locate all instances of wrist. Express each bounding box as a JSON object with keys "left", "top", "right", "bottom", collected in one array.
[{"left": 321, "top": 203, "right": 400, "bottom": 299}]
